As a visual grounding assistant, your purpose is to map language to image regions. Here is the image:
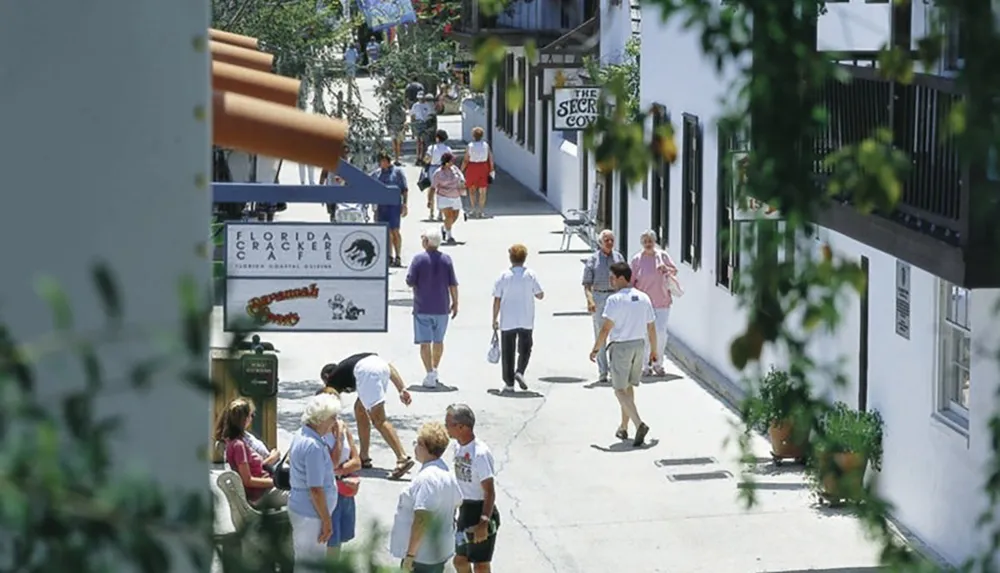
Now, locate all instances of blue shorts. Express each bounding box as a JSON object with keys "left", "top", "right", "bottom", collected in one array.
[
  {"left": 328, "top": 495, "right": 356, "bottom": 546},
  {"left": 376, "top": 204, "right": 401, "bottom": 229},
  {"left": 413, "top": 314, "right": 449, "bottom": 344}
]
